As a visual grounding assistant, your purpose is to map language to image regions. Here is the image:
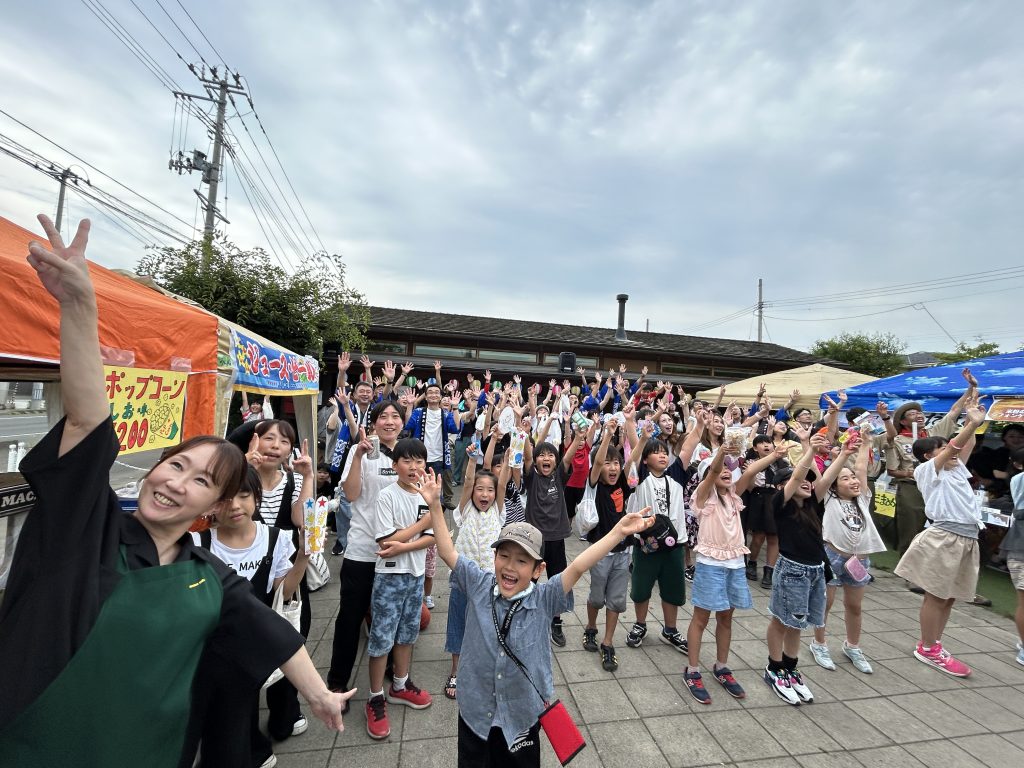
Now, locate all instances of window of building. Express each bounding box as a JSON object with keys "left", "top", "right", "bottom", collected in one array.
[
  {"left": 478, "top": 349, "right": 538, "bottom": 364},
  {"left": 413, "top": 344, "right": 476, "bottom": 360},
  {"left": 367, "top": 340, "right": 407, "bottom": 355},
  {"left": 661, "top": 363, "right": 712, "bottom": 376},
  {"left": 543, "top": 354, "right": 599, "bottom": 368},
  {"left": 713, "top": 367, "right": 763, "bottom": 378}
]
